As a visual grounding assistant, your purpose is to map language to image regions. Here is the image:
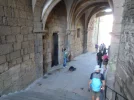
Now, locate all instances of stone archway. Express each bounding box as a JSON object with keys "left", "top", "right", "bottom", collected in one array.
[
  {"left": 33, "top": 0, "right": 65, "bottom": 76},
  {"left": 42, "top": 0, "right": 67, "bottom": 72}
]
